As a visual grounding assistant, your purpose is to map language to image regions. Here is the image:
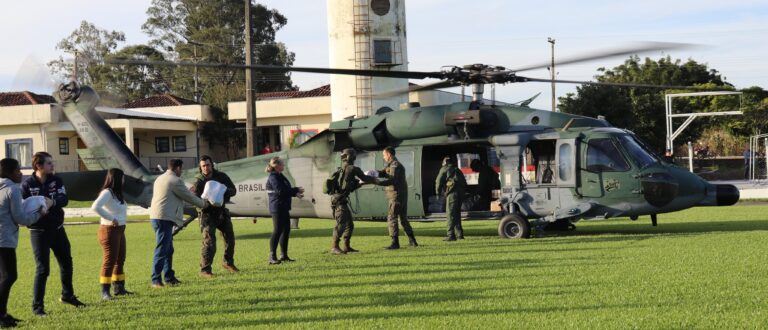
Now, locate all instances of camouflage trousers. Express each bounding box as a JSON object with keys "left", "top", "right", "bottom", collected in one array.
[
  {"left": 200, "top": 209, "right": 235, "bottom": 272},
  {"left": 331, "top": 203, "right": 354, "bottom": 244},
  {"left": 446, "top": 192, "right": 464, "bottom": 237},
  {"left": 387, "top": 195, "right": 414, "bottom": 238}
]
